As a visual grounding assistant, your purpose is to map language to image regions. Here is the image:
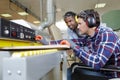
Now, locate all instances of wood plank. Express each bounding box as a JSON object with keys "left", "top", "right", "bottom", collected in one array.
[{"left": 0, "top": 45, "right": 70, "bottom": 51}]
